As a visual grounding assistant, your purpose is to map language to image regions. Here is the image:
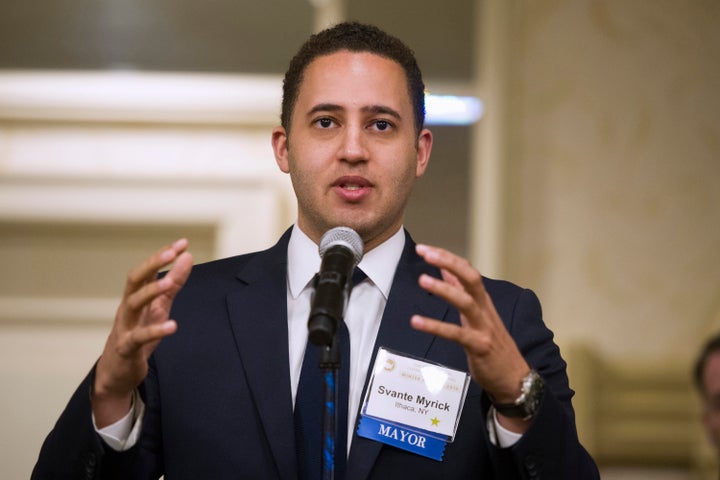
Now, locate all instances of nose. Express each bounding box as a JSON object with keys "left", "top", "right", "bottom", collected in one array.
[{"left": 337, "top": 124, "right": 368, "bottom": 163}]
